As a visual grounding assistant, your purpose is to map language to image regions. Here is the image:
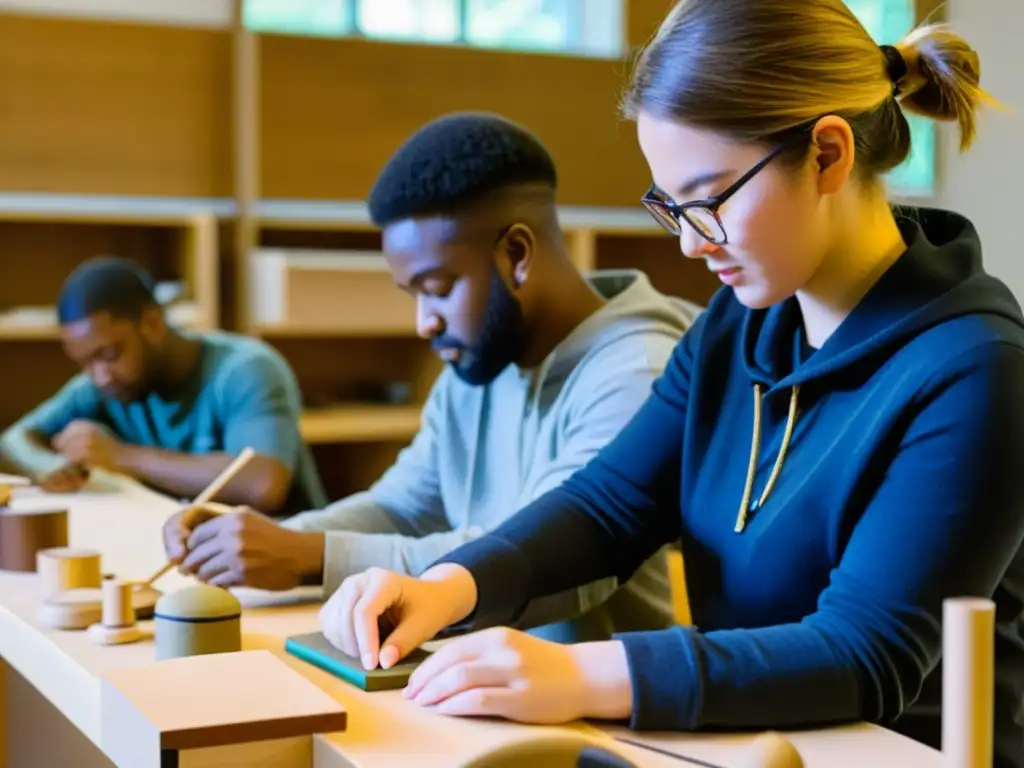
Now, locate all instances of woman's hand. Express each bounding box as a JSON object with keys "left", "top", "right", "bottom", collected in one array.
[
  {"left": 319, "top": 564, "right": 477, "bottom": 670},
  {"left": 402, "top": 628, "right": 634, "bottom": 725}
]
